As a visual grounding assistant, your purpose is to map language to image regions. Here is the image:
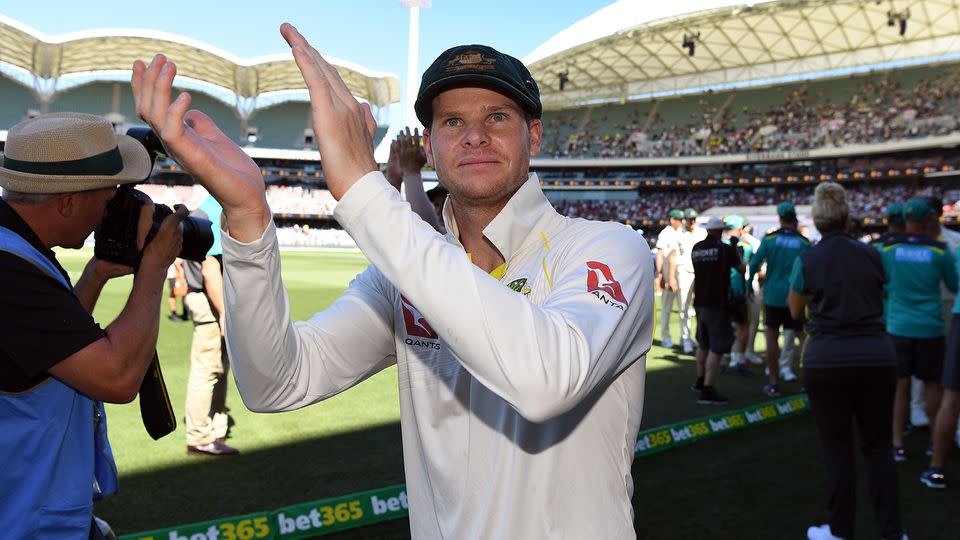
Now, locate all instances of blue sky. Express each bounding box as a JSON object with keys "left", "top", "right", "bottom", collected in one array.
[
  {"left": 3, "top": 1, "right": 612, "bottom": 70},
  {"left": 2, "top": 0, "right": 618, "bottom": 143}
]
